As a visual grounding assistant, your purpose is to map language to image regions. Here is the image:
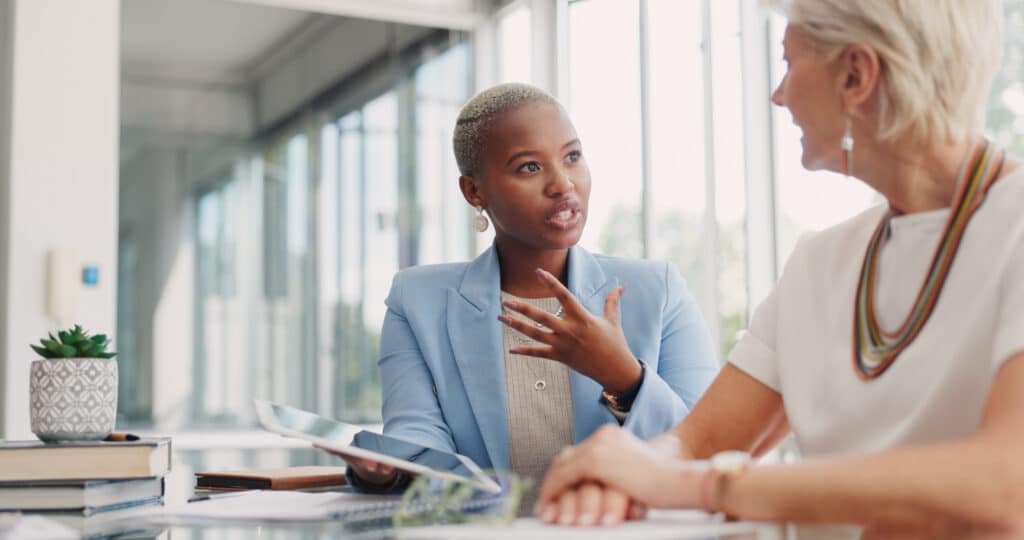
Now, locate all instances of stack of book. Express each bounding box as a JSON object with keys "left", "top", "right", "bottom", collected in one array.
[{"left": 0, "top": 437, "right": 171, "bottom": 534}]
